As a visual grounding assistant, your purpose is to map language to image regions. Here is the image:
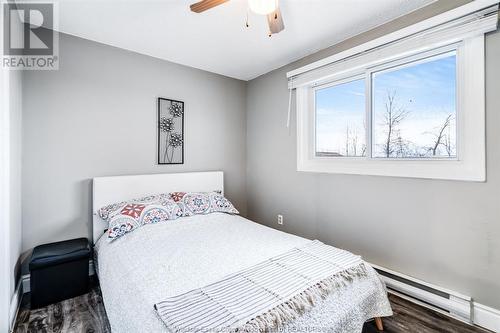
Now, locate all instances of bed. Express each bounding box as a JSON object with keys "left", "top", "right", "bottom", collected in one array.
[{"left": 92, "top": 172, "right": 392, "bottom": 332}]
